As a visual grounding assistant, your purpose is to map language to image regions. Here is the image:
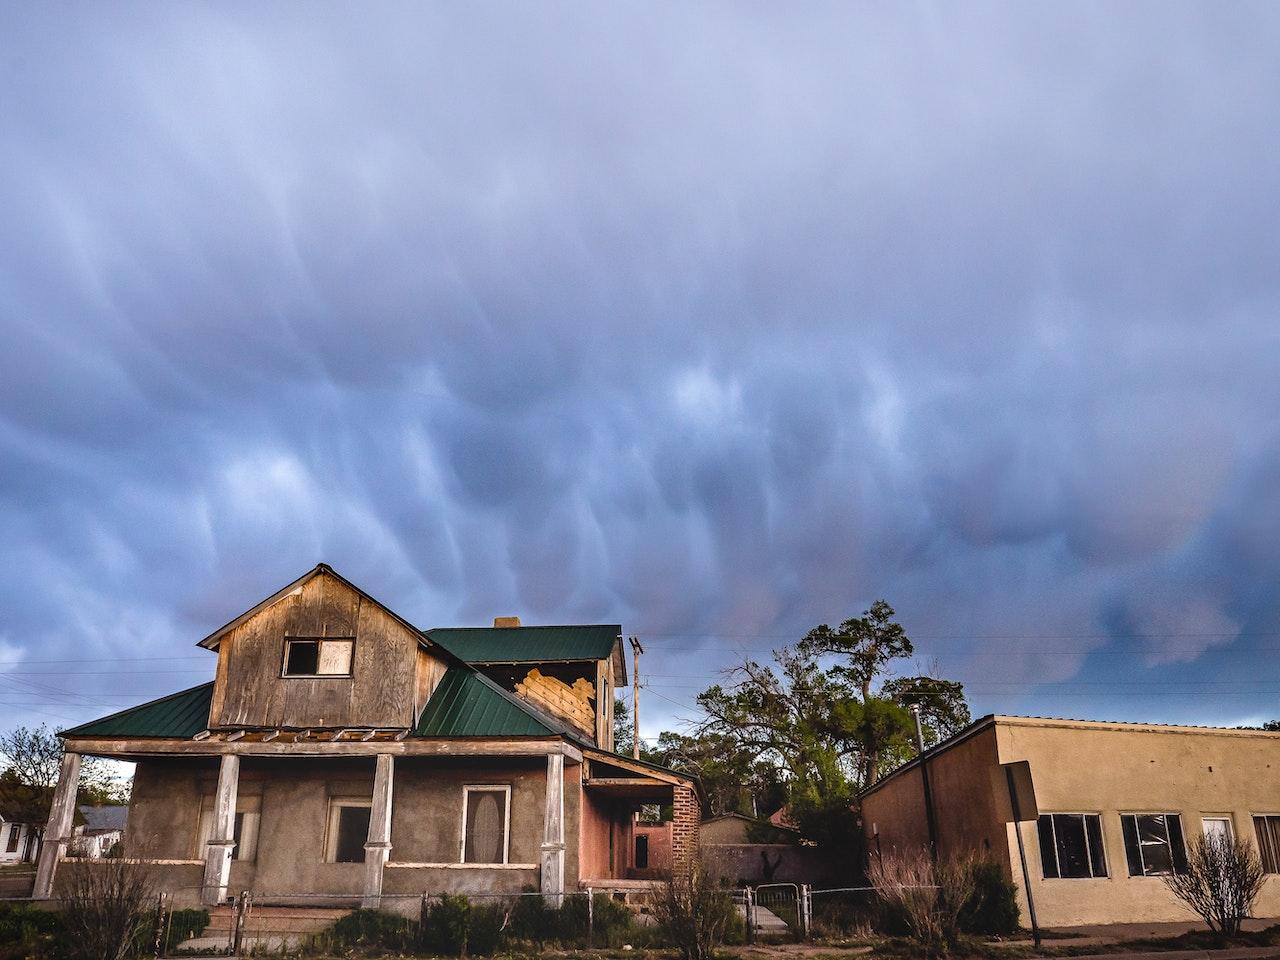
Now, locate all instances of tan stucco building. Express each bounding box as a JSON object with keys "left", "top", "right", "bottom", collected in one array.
[{"left": 860, "top": 715, "right": 1280, "bottom": 927}]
